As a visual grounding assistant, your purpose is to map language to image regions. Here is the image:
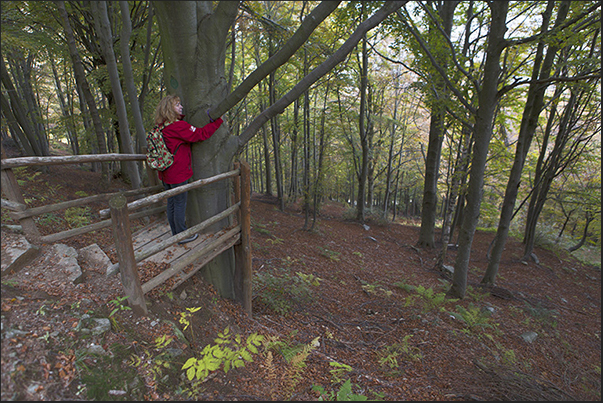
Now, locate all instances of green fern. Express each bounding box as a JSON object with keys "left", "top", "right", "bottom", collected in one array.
[{"left": 450, "top": 303, "right": 494, "bottom": 332}]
